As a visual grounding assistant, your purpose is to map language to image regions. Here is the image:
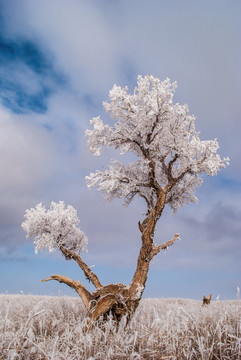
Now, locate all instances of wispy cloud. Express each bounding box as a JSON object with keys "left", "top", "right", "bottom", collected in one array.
[{"left": 0, "top": 34, "right": 66, "bottom": 114}]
